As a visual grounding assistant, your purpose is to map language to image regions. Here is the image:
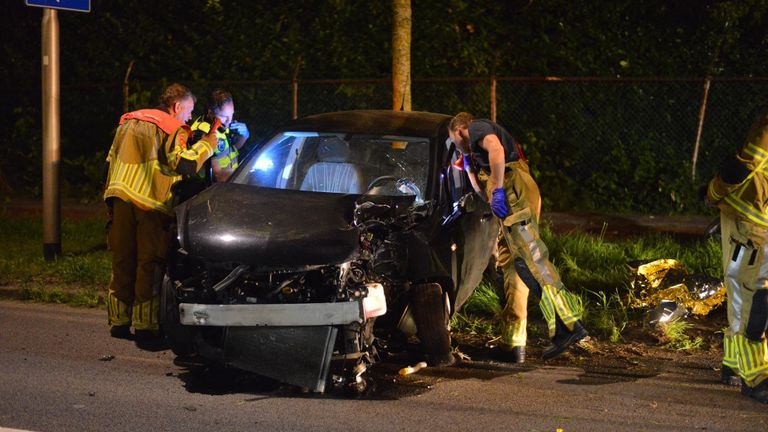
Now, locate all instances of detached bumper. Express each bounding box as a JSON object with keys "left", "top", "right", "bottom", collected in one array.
[{"left": 178, "top": 301, "right": 364, "bottom": 326}]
